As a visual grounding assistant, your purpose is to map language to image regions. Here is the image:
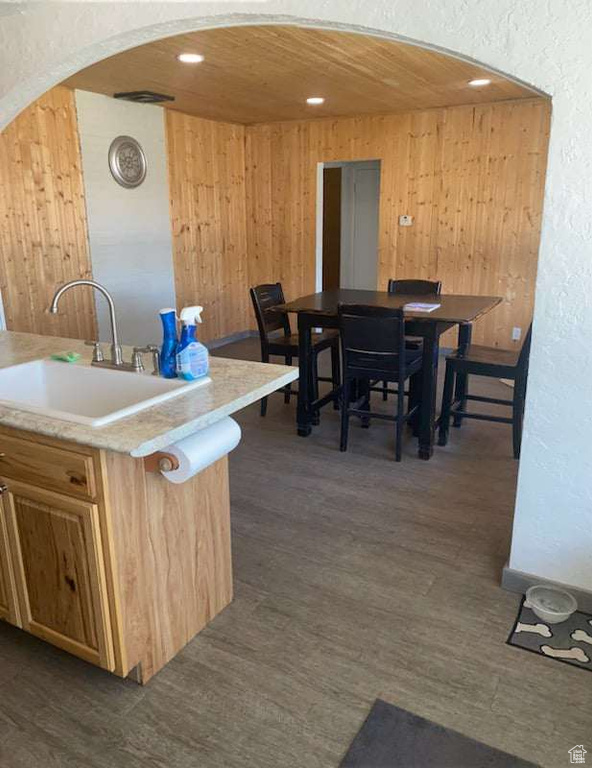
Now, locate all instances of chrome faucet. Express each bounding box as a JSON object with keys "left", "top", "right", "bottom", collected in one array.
[
  {"left": 131, "top": 345, "right": 161, "bottom": 376},
  {"left": 49, "top": 279, "right": 132, "bottom": 371}
]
